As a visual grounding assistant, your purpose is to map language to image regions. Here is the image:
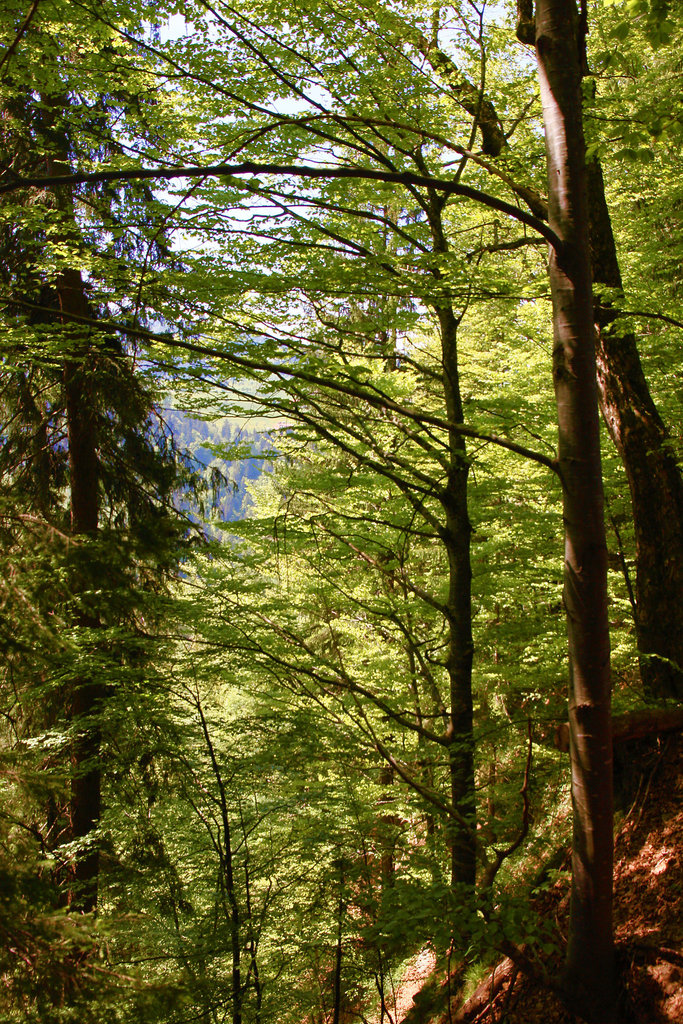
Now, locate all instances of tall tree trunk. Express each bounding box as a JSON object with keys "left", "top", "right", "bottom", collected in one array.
[
  {"left": 438, "top": 303, "right": 476, "bottom": 891},
  {"left": 196, "top": 697, "right": 242, "bottom": 1024},
  {"left": 45, "top": 100, "right": 103, "bottom": 912},
  {"left": 375, "top": 182, "right": 477, "bottom": 889},
  {"left": 535, "top": 2, "right": 615, "bottom": 1020},
  {"left": 377, "top": 764, "right": 397, "bottom": 886},
  {"left": 58, "top": 267, "right": 102, "bottom": 915},
  {"left": 586, "top": 157, "right": 683, "bottom": 700},
  {"left": 425, "top": 28, "right": 683, "bottom": 701},
  {"left": 332, "top": 865, "right": 345, "bottom": 1024},
  {"left": 420, "top": 185, "right": 476, "bottom": 891}
]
